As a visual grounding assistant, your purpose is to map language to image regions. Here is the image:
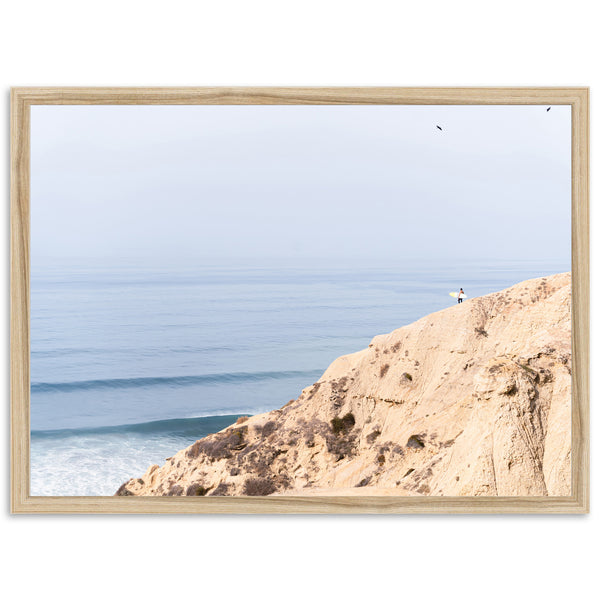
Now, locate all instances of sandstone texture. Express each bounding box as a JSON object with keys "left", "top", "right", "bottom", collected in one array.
[{"left": 117, "top": 273, "right": 572, "bottom": 498}]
